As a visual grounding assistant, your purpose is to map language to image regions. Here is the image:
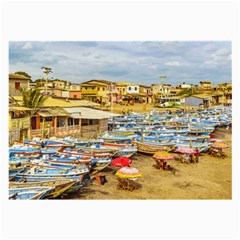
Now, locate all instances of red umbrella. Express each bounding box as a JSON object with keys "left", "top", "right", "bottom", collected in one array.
[
  {"left": 111, "top": 157, "right": 132, "bottom": 168},
  {"left": 175, "top": 146, "right": 195, "bottom": 154}
]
